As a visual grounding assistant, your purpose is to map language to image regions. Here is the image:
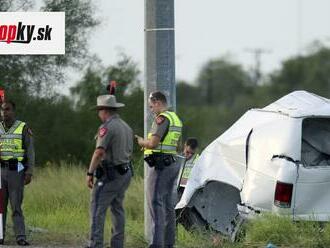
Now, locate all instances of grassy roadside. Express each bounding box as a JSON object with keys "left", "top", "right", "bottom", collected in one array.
[{"left": 7, "top": 164, "right": 330, "bottom": 247}]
